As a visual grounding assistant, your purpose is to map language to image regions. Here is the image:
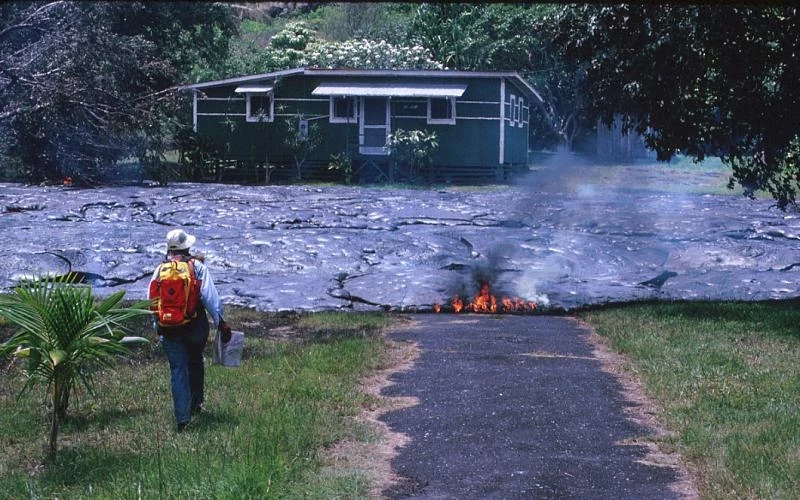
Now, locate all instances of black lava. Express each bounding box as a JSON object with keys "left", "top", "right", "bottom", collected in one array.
[{"left": 2, "top": 163, "right": 799, "bottom": 311}]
